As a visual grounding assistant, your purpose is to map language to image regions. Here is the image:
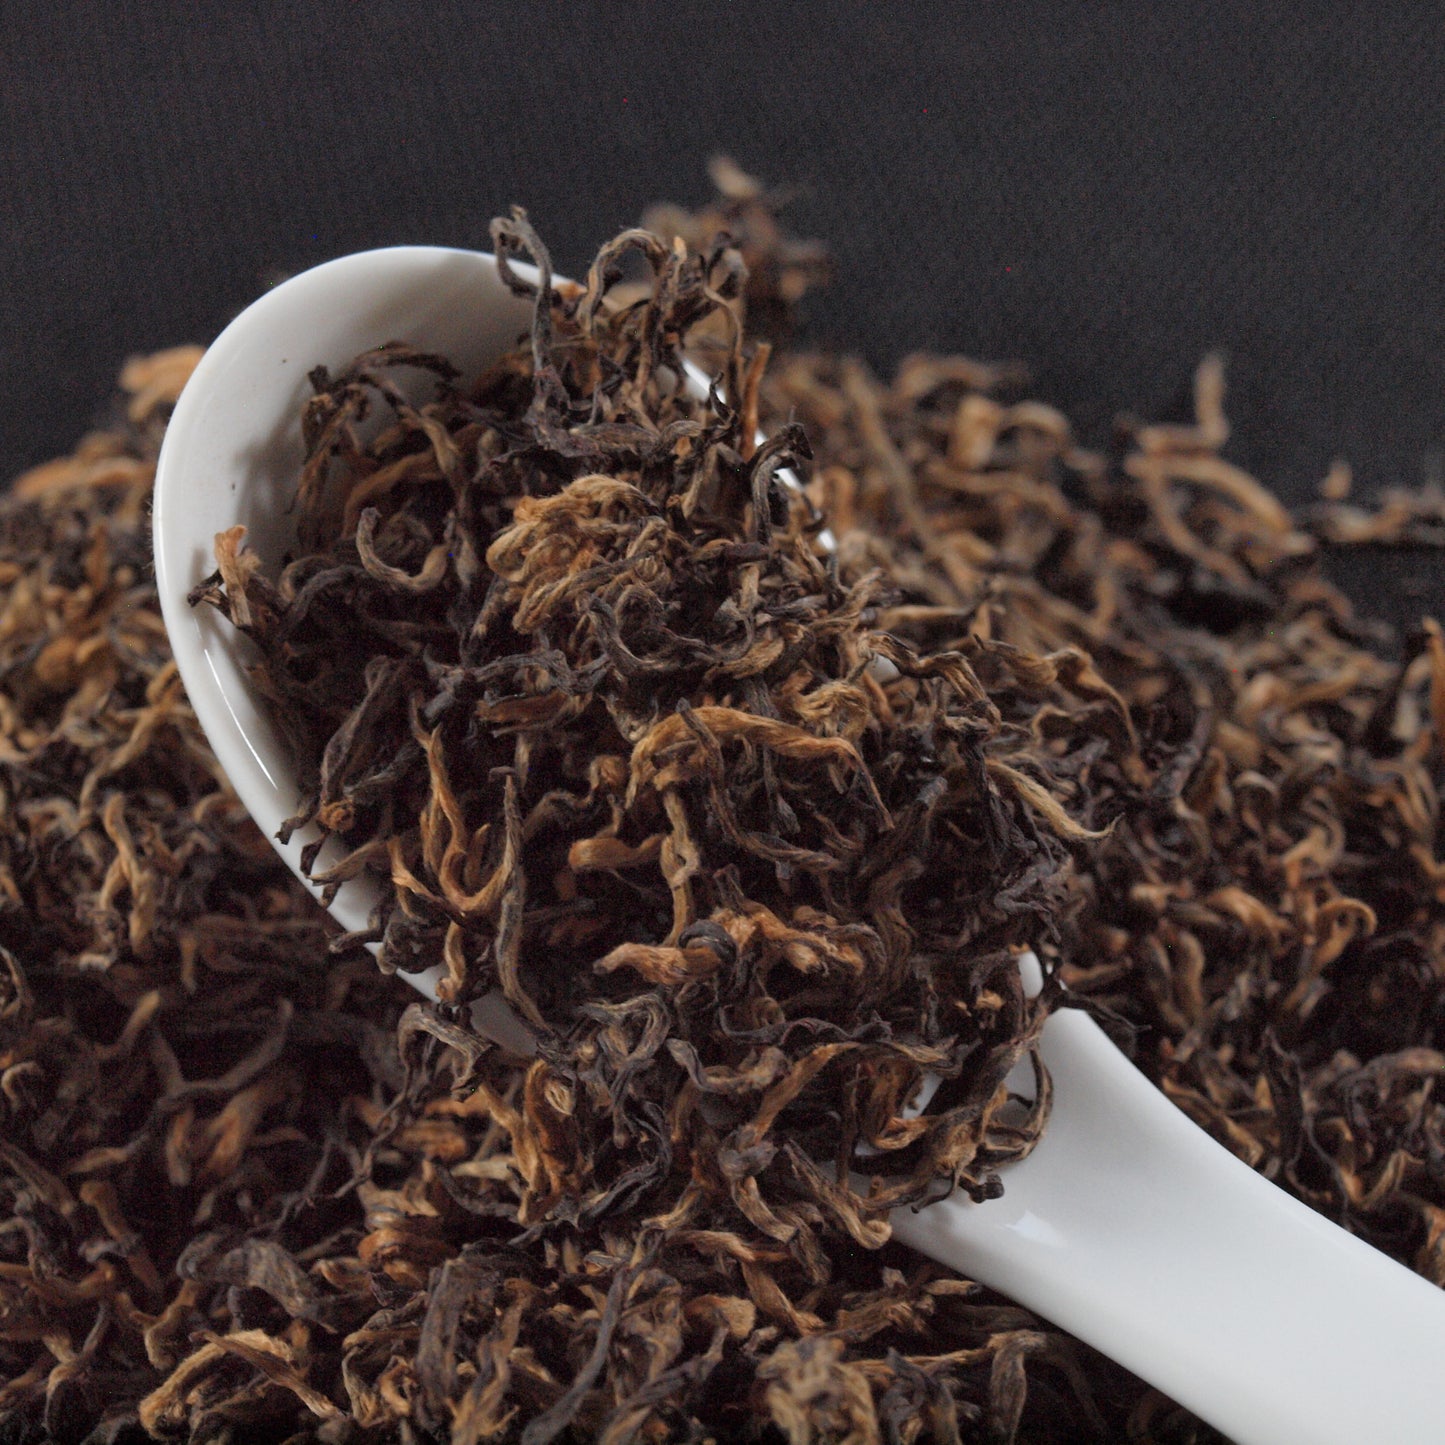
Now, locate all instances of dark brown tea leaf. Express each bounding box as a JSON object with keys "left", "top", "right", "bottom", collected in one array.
[{"left": 3, "top": 168, "right": 1443, "bottom": 1443}]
